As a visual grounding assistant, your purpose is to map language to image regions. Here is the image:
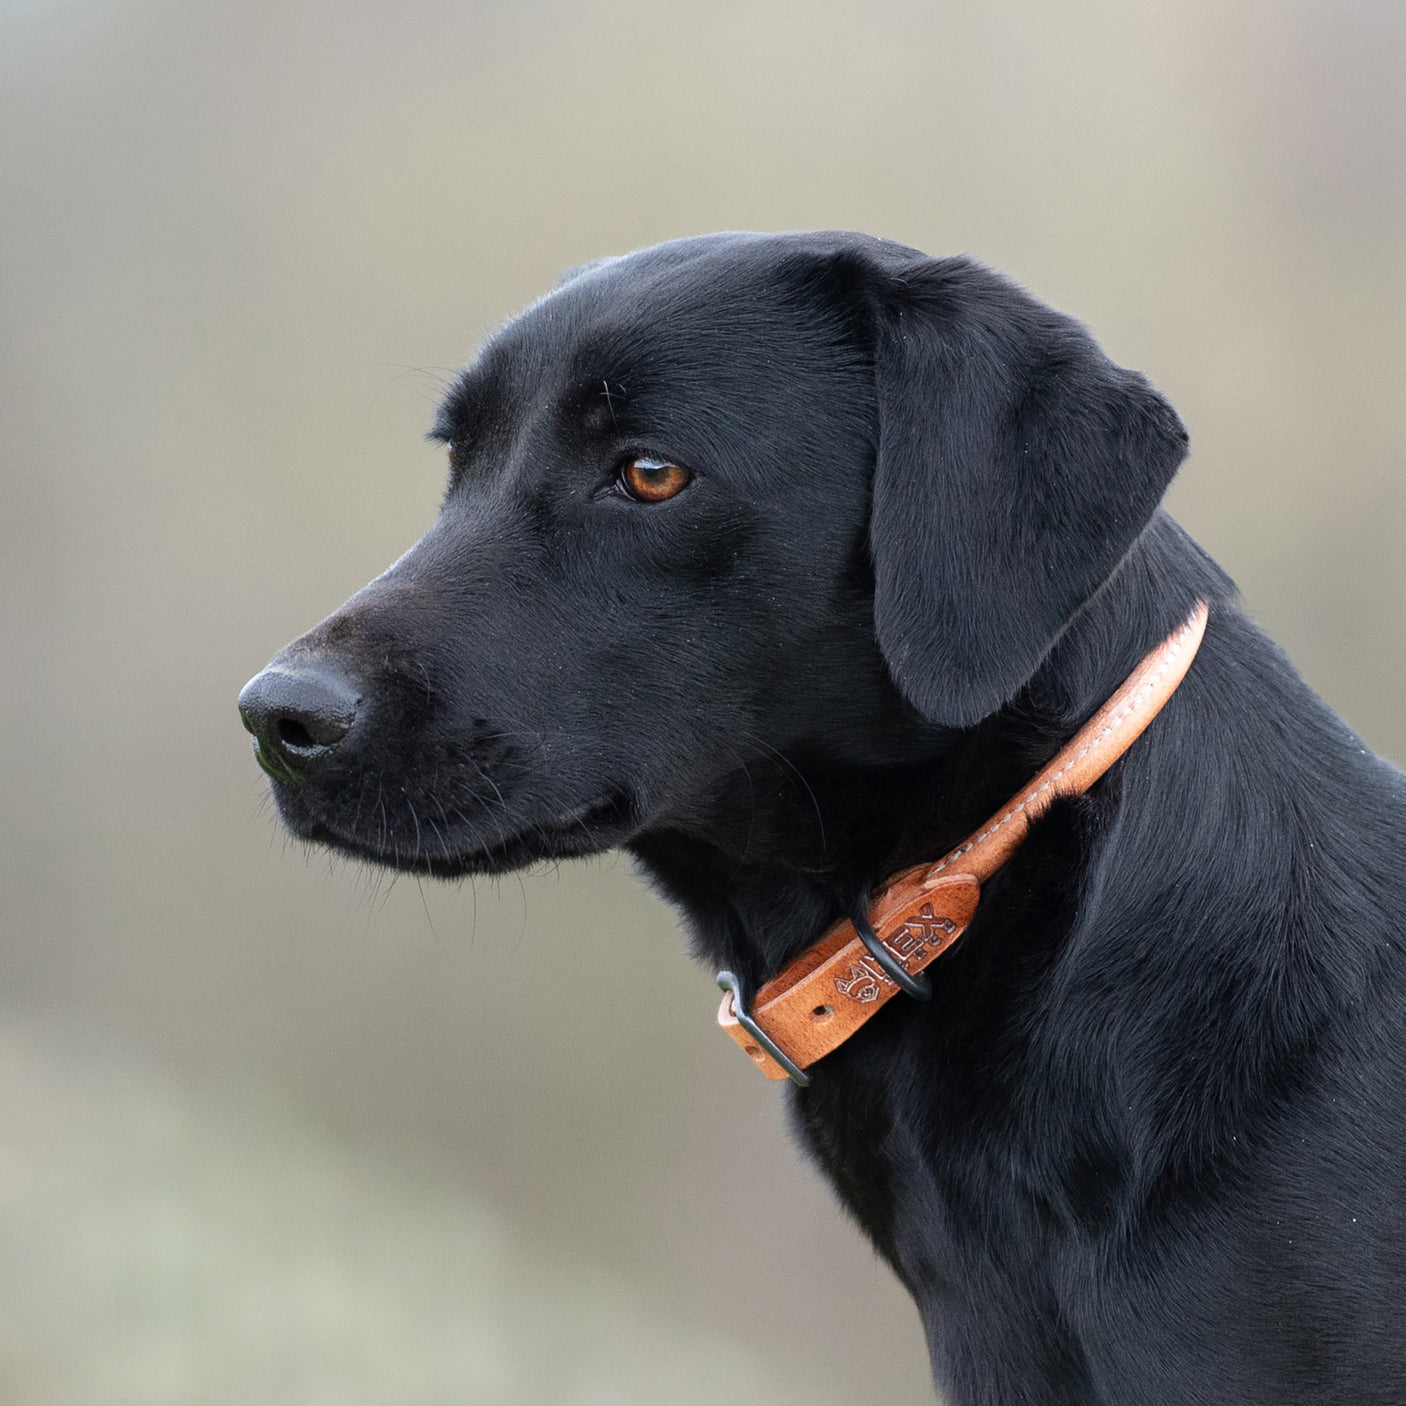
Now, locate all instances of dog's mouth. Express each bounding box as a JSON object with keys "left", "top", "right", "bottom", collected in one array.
[{"left": 284, "top": 786, "right": 638, "bottom": 877}]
